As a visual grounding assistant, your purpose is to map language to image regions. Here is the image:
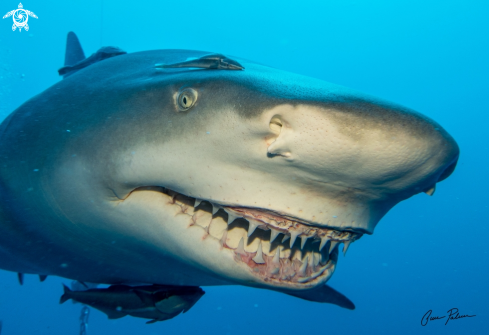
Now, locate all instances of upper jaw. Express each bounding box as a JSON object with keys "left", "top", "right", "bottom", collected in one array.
[{"left": 162, "top": 188, "right": 363, "bottom": 289}]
